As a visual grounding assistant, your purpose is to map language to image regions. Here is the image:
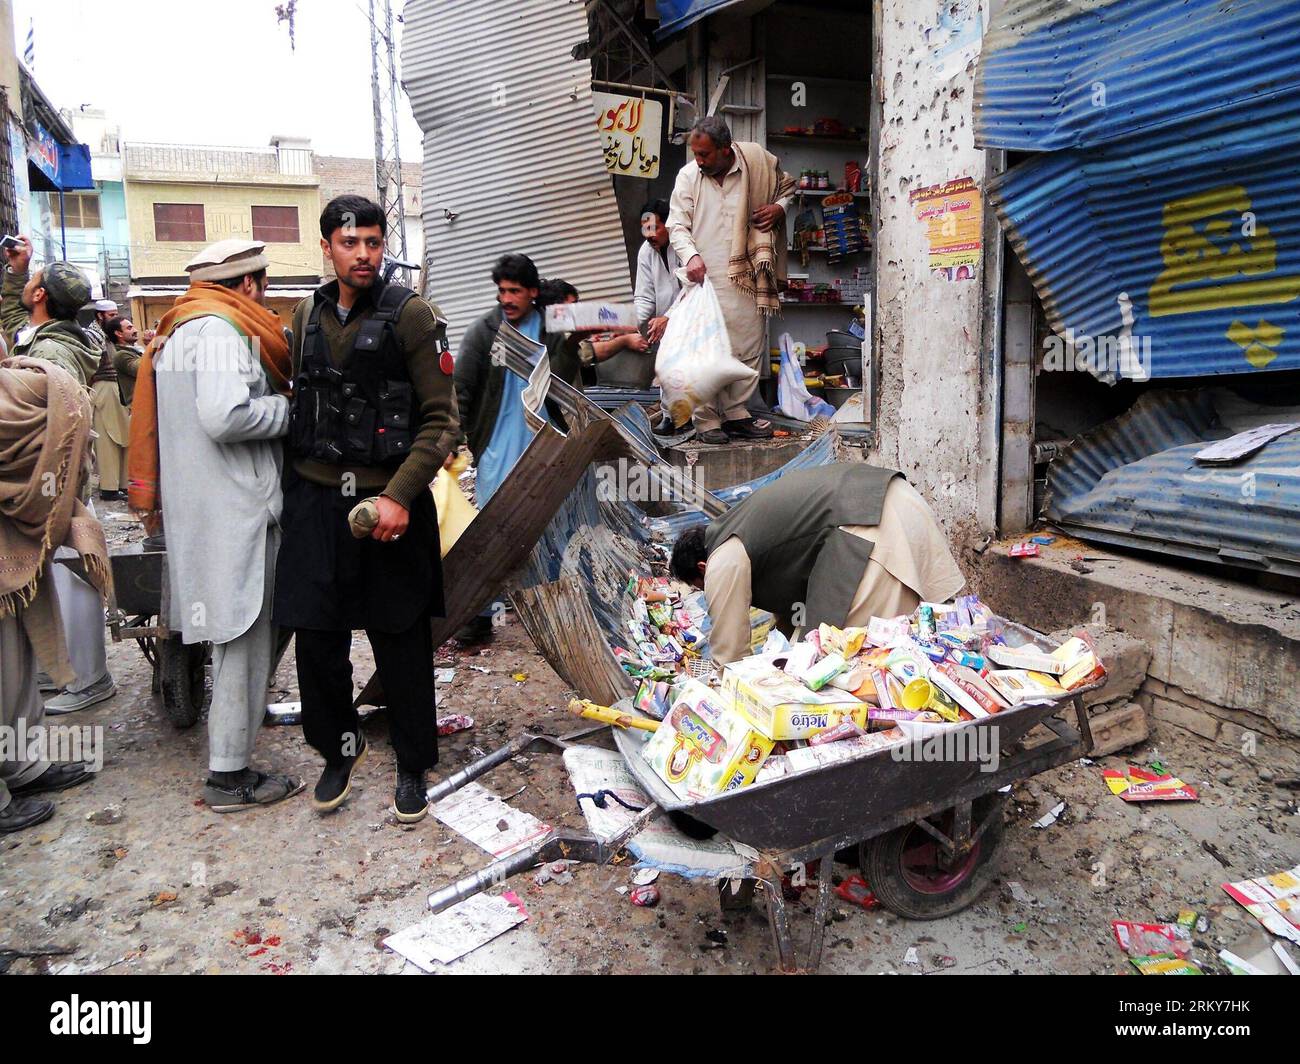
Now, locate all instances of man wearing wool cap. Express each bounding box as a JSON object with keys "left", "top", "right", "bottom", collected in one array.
[{"left": 130, "top": 236, "right": 303, "bottom": 811}]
